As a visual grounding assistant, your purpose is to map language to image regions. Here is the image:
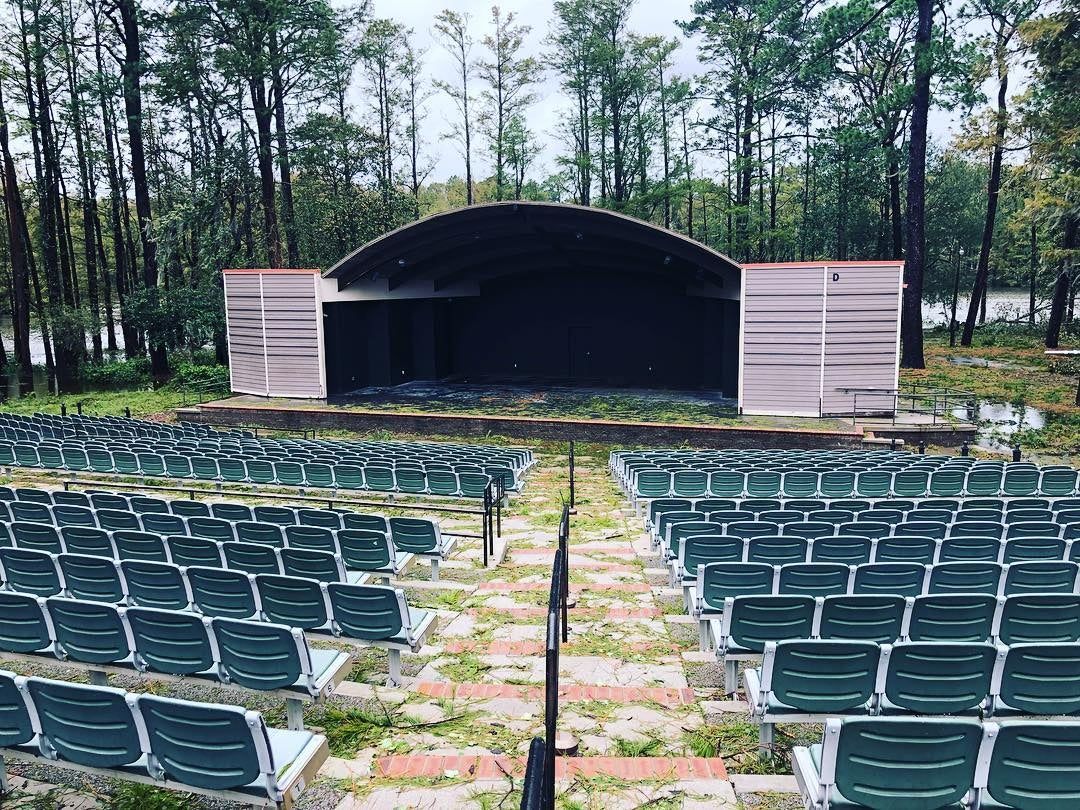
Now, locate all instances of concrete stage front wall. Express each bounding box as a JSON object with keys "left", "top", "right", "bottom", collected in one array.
[{"left": 324, "top": 271, "right": 739, "bottom": 396}]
